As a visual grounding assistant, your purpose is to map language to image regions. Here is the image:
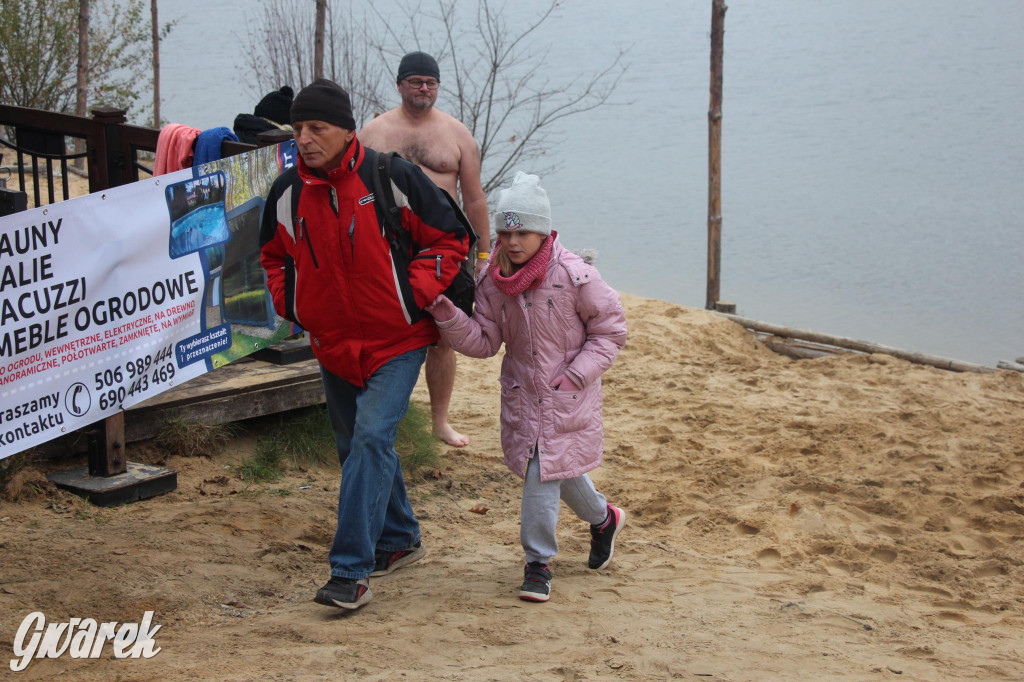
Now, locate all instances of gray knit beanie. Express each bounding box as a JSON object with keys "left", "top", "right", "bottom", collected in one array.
[
  {"left": 493, "top": 172, "right": 552, "bottom": 235},
  {"left": 397, "top": 51, "right": 440, "bottom": 83}
]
